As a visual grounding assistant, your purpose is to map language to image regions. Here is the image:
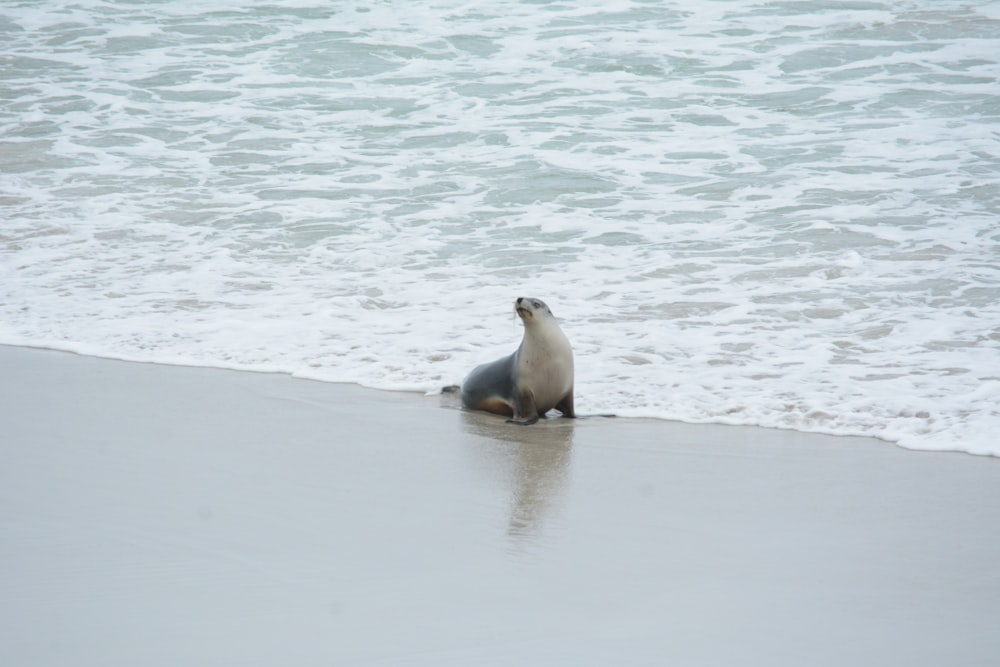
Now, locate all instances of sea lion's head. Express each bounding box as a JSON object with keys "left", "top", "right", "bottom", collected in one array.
[{"left": 515, "top": 297, "right": 553, "bottom": 322}]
